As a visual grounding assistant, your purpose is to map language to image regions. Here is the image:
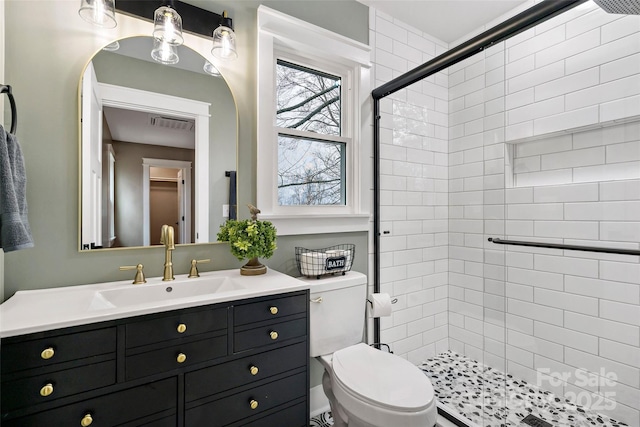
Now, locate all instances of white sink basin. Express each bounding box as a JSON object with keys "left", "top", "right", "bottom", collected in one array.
[
  {"left": 95, "top": 276, "right": 245, "bottom": 309},
  {"left": 1, "top": 269, "right": 311, "bottom": 338}
]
